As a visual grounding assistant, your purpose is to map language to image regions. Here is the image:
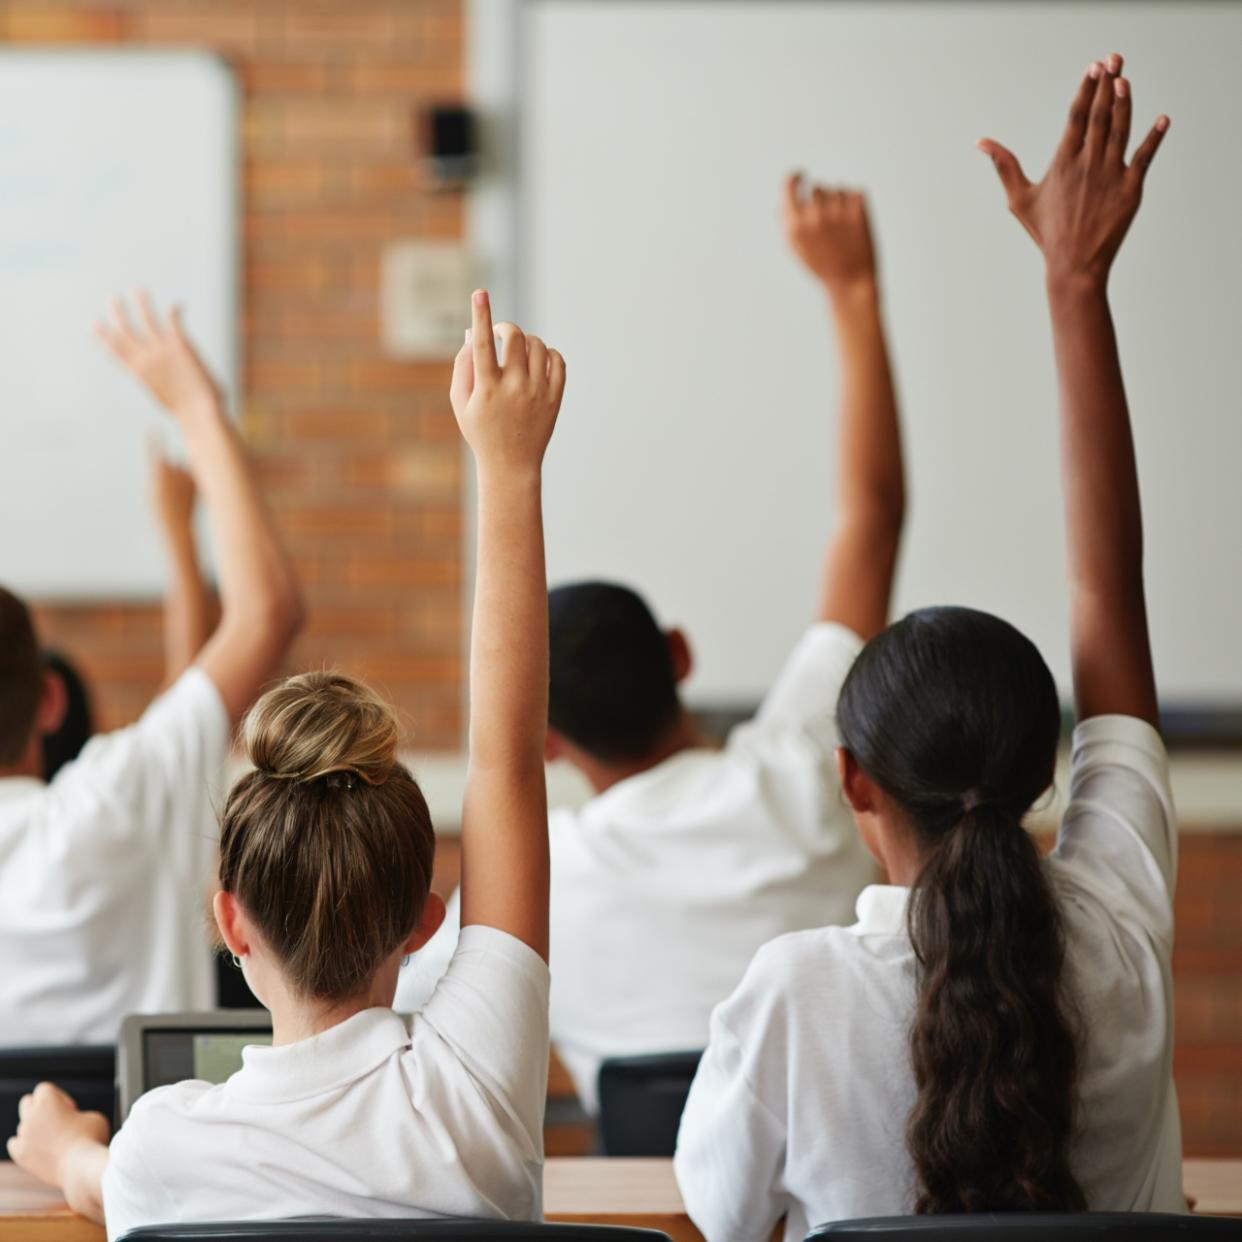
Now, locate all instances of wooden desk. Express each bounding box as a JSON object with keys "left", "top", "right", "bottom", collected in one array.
[{"left": 2, "top": 1157, "right": 1238, "bottom": 1241}]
